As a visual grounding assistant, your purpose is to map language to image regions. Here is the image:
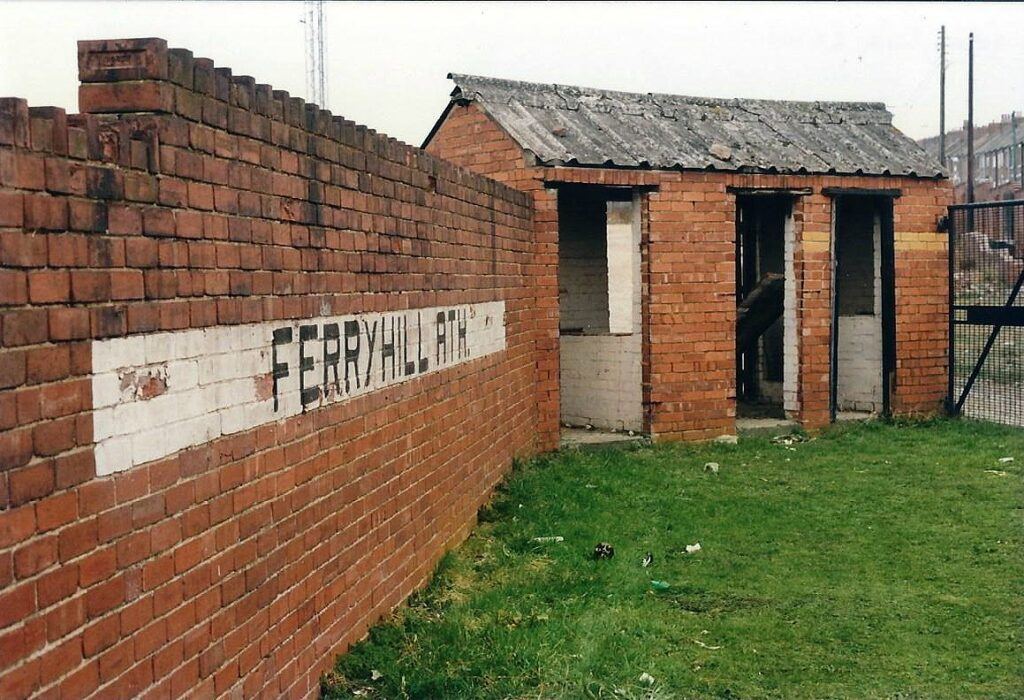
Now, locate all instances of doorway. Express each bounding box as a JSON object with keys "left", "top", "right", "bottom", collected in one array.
[
  {"left": 557, "top": 185, "right": 643, "bottom": 433},
  {"left": 736, "top": 195, "right": 796, "bottom": 420},
  {"left": 830, "top": 195, "right": 896, "bottom": 419}
]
